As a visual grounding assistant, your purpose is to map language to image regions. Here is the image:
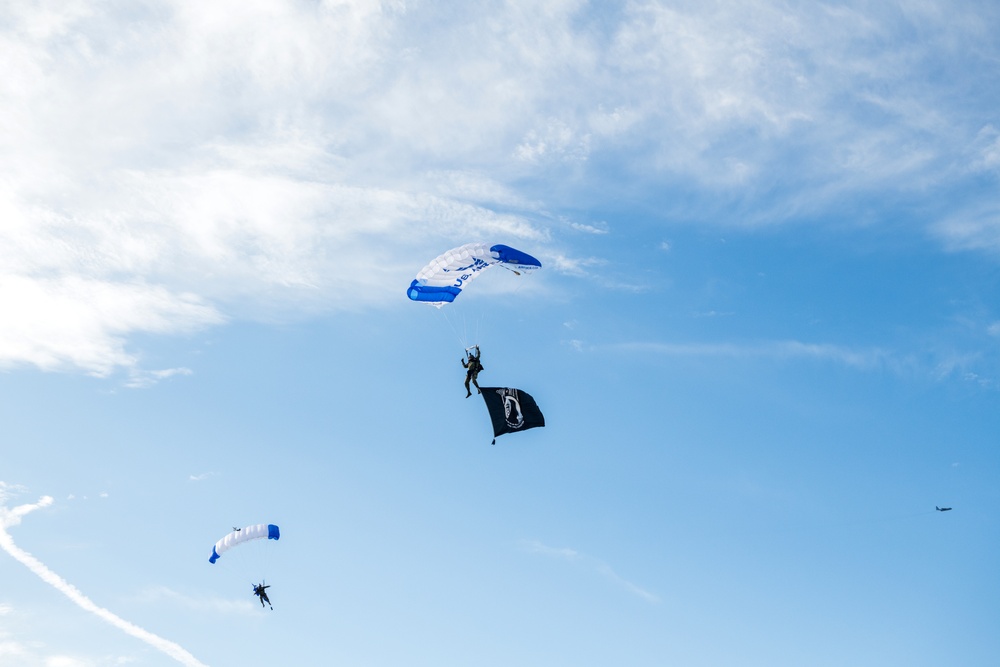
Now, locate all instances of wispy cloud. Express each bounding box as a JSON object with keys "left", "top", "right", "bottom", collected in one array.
[
  {"left": 3, "top": 0, "right": 998, "bottom": 379},
  {"left": 40, "top": 656, "right": 94, "bottom": 667},
  {"left": 0, "top": 488, "right": 207, "bottom": 667},
  {"left": 546, "top": 254, "right": 608, "bottom": 277},
  {"left": 0, "top": 483, "right": 27, "bottom": 504},
  {"left": 931, "top": 204, "right": 1000, "bottom": 253},
  {"left": 608, "top": 337, "right": 1000, "bottom": 389},
  {"left": 125, "top": 367, "right": 193, "bottom": 389},
  {"left": 564, "top": 219, "right": 610, "bottom": 235},
  {"left": 0, "top": 639, "right": 29, "bottom": 662},
  {"left": 0, "top": 276, "right": 223, "bottom": 378},
  {"left": 133, "top": 586, "right": 256, "bottom": 617},
  {"left": 188, "top": 472, "right": 216, "bottom": 482},
  {"left": 515, "top": 118, "right": 591, "bottom": 164},
  {"left": 520, "top": 539, "right": 660, "bottom": 604},
  {"left": 612, "top": 339, "right": 892, "bottom": 371}
]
